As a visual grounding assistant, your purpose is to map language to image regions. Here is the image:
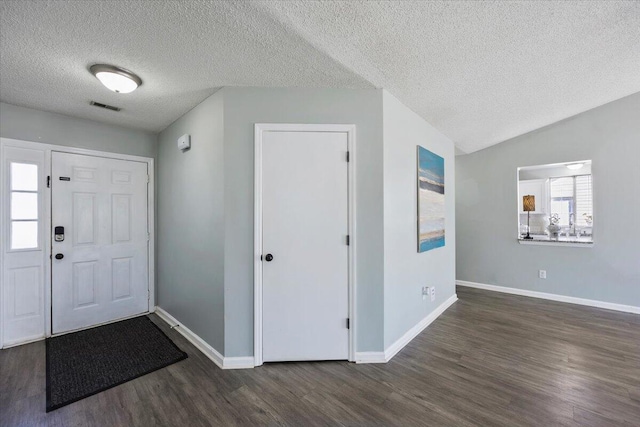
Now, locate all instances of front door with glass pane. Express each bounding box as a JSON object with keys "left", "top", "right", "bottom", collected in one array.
[
  {"left": 51, "top": 152, "right": 149, "bottom": 334},
  {"left": 2, "top": 146, "right": 46, "bottom": 345}
]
